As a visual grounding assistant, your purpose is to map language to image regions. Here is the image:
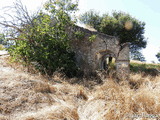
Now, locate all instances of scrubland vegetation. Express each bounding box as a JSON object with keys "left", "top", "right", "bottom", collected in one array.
[
  {"left": 0, "top": 0, "right": 160, "bottom": 120},
  {"left": 0, "top": 56, "right": 160, "bottom": 120}
]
